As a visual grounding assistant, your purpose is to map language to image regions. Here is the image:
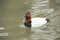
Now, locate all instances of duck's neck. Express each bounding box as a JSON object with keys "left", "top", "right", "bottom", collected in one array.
[{"left": 25, "top": 18, "right": 31, "bottom": 23}]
